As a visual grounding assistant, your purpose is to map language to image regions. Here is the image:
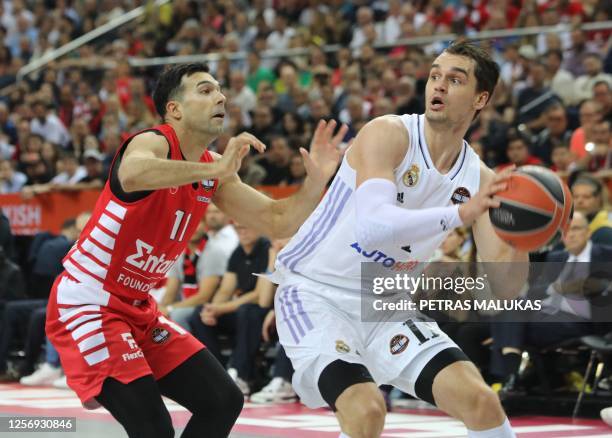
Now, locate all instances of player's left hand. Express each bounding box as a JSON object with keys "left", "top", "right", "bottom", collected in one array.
[{"left": 301, "top": 120, "right": 349, "bottom": 185}]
